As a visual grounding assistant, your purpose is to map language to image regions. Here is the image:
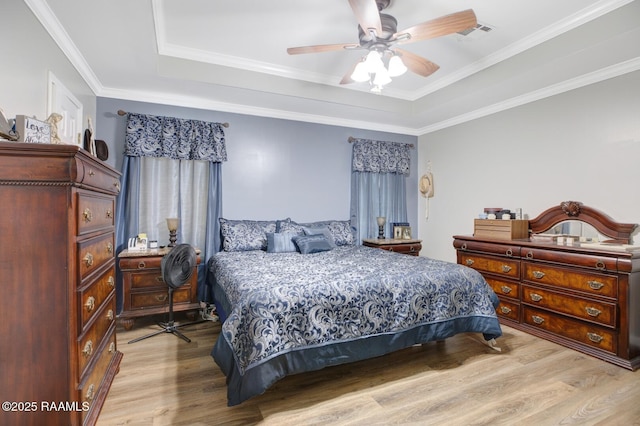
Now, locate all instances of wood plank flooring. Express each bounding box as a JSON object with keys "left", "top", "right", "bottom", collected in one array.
[{"left": 97, "top": 314, "right": 640, "bottom": 425}]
